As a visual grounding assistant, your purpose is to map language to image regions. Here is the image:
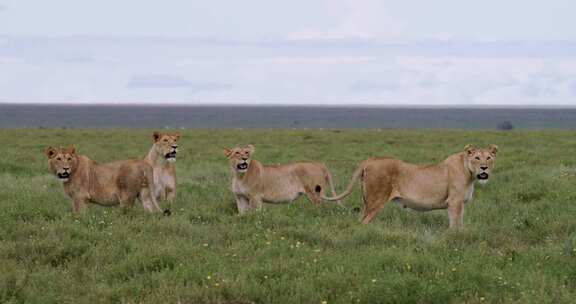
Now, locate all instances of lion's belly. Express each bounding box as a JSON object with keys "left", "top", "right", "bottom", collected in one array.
[
  {"left": 89, "top": 192, "right": 121, "bottom": 206},
  {"left": 86, "top": 175, "right": 122, "bottom": 206},
  {"left": 393, "top": 185, "right": 449, "bottom": 211},
  {"left": 261, "top": 176, "right": 303, "bottom": 204},
  {"left": 392, "top": 197, "right": 447, "bottom": 211},
  {"left": 232, "top": 174, "right": 303, "bottom": 204},
  {"left": 262, "top": 184, "right": 302, "bottom": 204},
  {"left": 394, "top": 174, "right": 449, "bottom": 211}
]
